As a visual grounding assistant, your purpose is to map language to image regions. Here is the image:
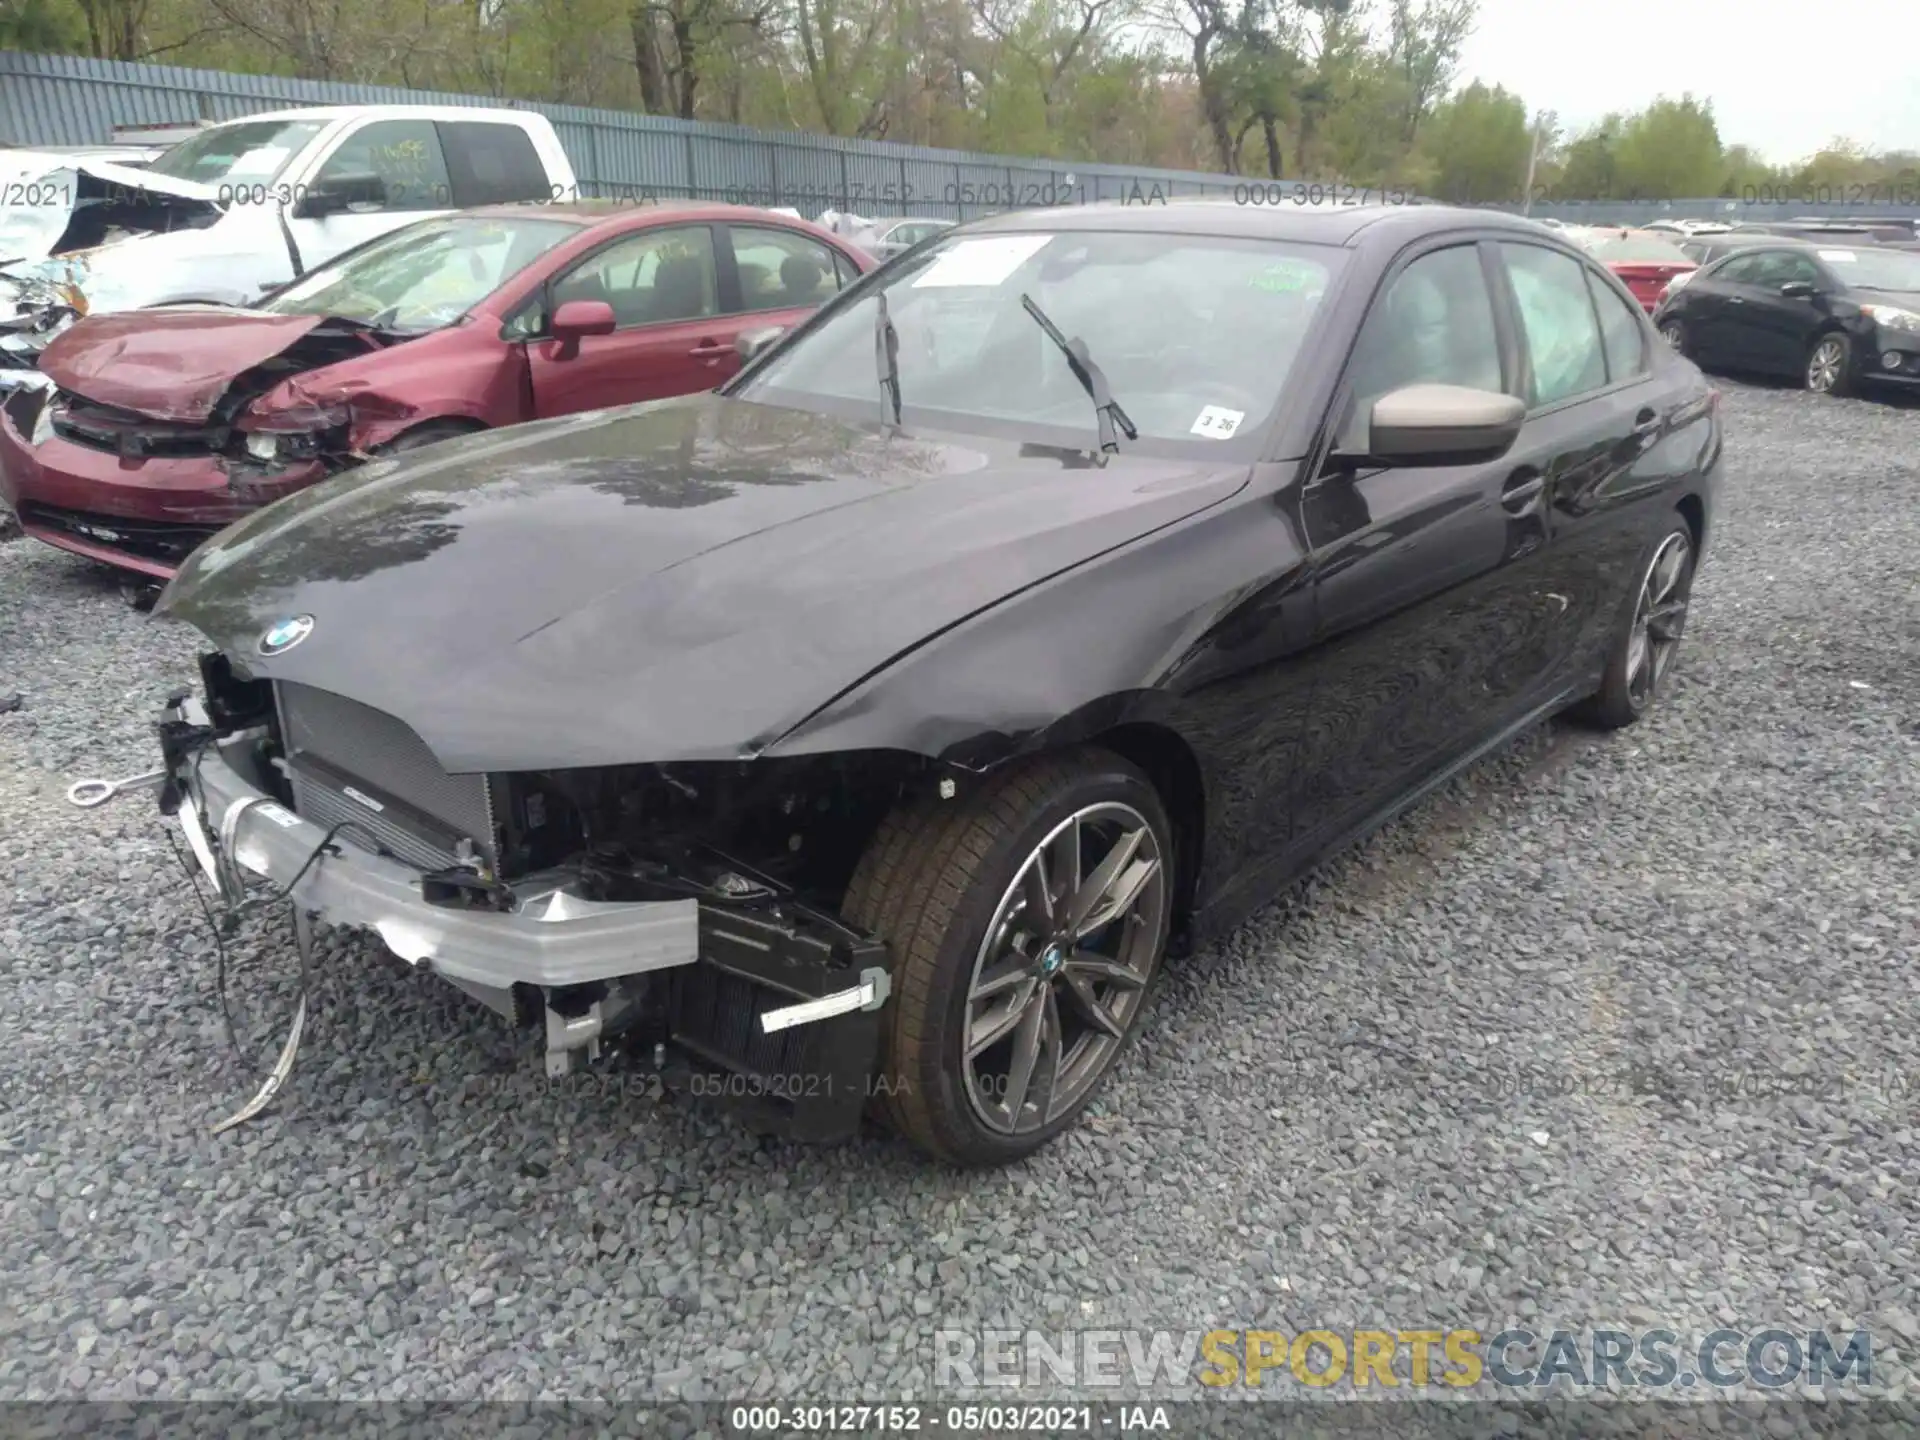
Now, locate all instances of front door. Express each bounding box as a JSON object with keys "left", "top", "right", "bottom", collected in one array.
[
  {"left": 1730, "top": 248, "right": 1829, "bottom": 374},
  {"left": 1290, "top": 239, "right": 1581, "bottom": 850},
  {"left": 282, "top": 117, "right": 456, "bottom": 278},
  {"left": 524, "top": 224, "right": 731, "bottom": 417}
]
